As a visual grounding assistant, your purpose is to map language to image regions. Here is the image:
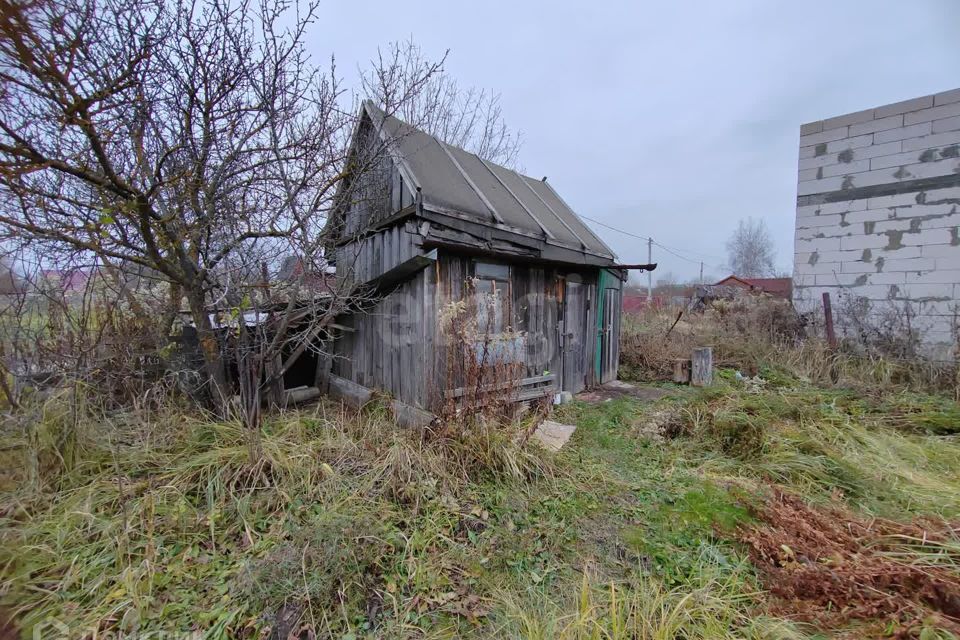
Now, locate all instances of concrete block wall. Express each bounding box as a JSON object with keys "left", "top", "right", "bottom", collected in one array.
[{"left": 793, "top": 88, "right": 960, "bottom": 357}]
